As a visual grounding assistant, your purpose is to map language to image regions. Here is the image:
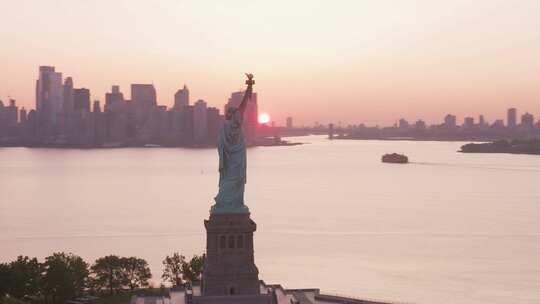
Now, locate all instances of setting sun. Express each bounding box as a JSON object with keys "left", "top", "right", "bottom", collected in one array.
[{"left": 258, "top": 113, "right": 270, "bottom": 124}]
